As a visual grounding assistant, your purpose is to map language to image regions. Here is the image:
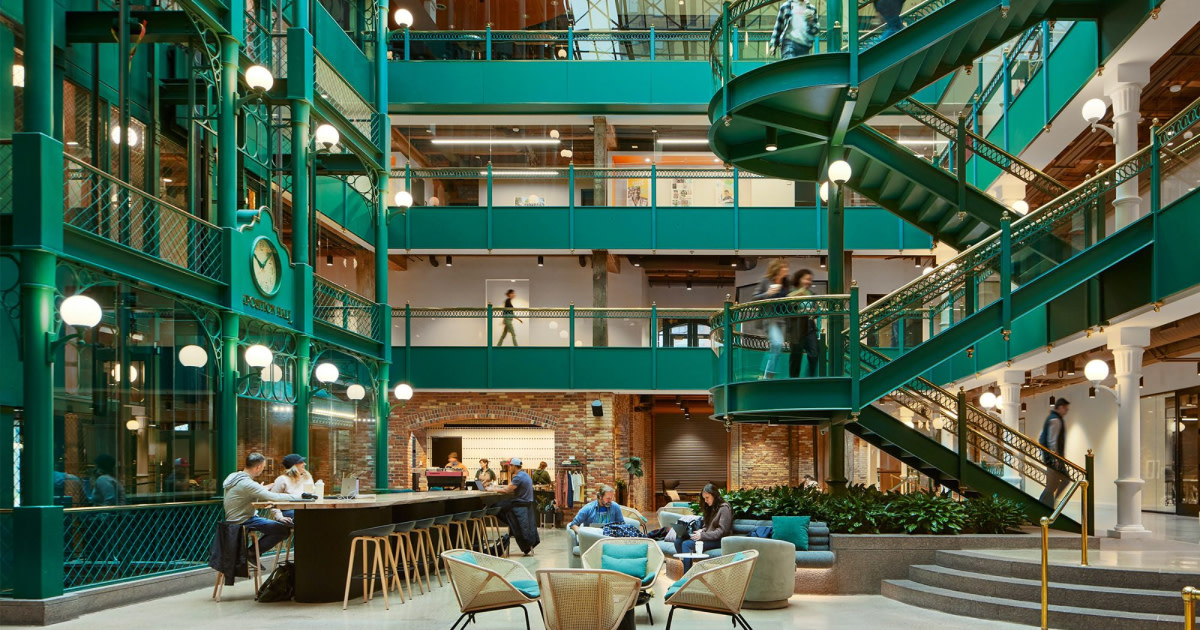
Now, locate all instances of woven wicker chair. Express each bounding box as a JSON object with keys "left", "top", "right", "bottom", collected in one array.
[
  {"left": 442, "top": 549, "right": 540, "bottom": 630},
  {"left": 619, "top": 506, "right": 649, "bottom": 532},
  {"left": 536, "top": 568, "right": 641, "bottom": 630},
  {"left": 580, "top": 538, "right": 664, "bottom": 624},
  {"left": 663, "top": 550, "right": 758, "bottom": 630}
]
